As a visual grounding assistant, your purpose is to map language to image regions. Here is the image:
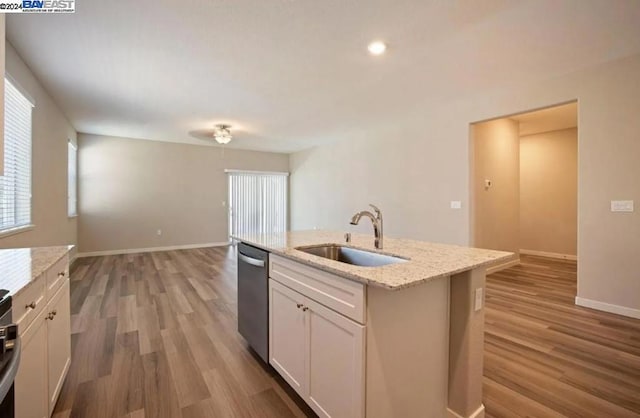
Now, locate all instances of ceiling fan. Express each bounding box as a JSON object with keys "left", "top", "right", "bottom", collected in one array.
[{"left": 188, "top": 124, "right": 234, "bottom": 145}]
